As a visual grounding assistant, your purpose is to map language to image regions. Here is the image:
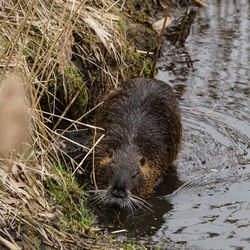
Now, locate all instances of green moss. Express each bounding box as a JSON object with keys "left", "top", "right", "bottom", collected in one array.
[
  {"left": 123, "top": 47, "right": 153, "bottom": 78},
  {"left": 45, "top": 163, "right": 92, "bottom": 233},
  {"left": 143, "top": 58, "right": 152, "bottom": 77},
  {"left": 117, "top": 15, "right": 127, "bottom": 34},
  {"left": 121, "top": 242, "right": 145, "bottom": 249},
  {"left": 64, "top": 65, "right": 83, "bottom": 87}
]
